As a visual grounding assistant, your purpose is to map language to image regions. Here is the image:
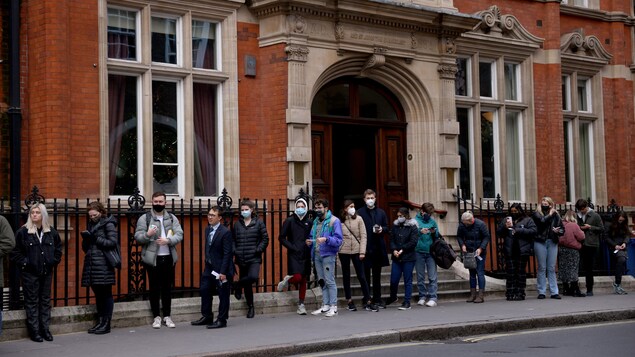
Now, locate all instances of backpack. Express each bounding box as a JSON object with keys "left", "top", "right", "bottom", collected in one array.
[{"left": 430, "top": 235, "right": 458, "bottom": 269}]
